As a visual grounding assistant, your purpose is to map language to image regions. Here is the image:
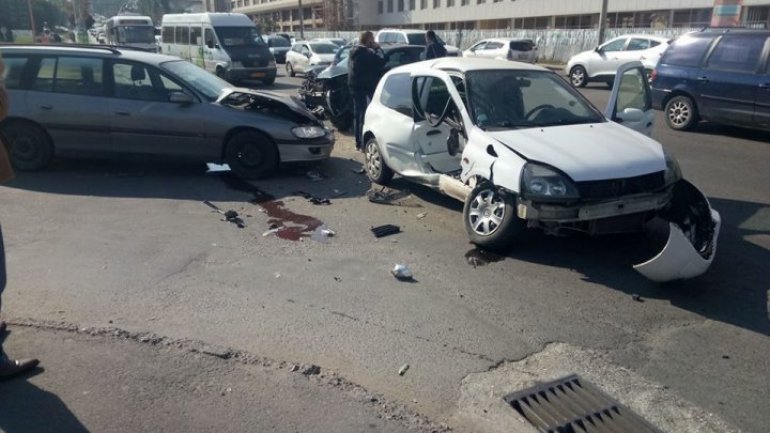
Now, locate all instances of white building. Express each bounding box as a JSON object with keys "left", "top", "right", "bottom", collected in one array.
[{"left": 232, "top": 0, "right": 770, "bottom": 31}]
